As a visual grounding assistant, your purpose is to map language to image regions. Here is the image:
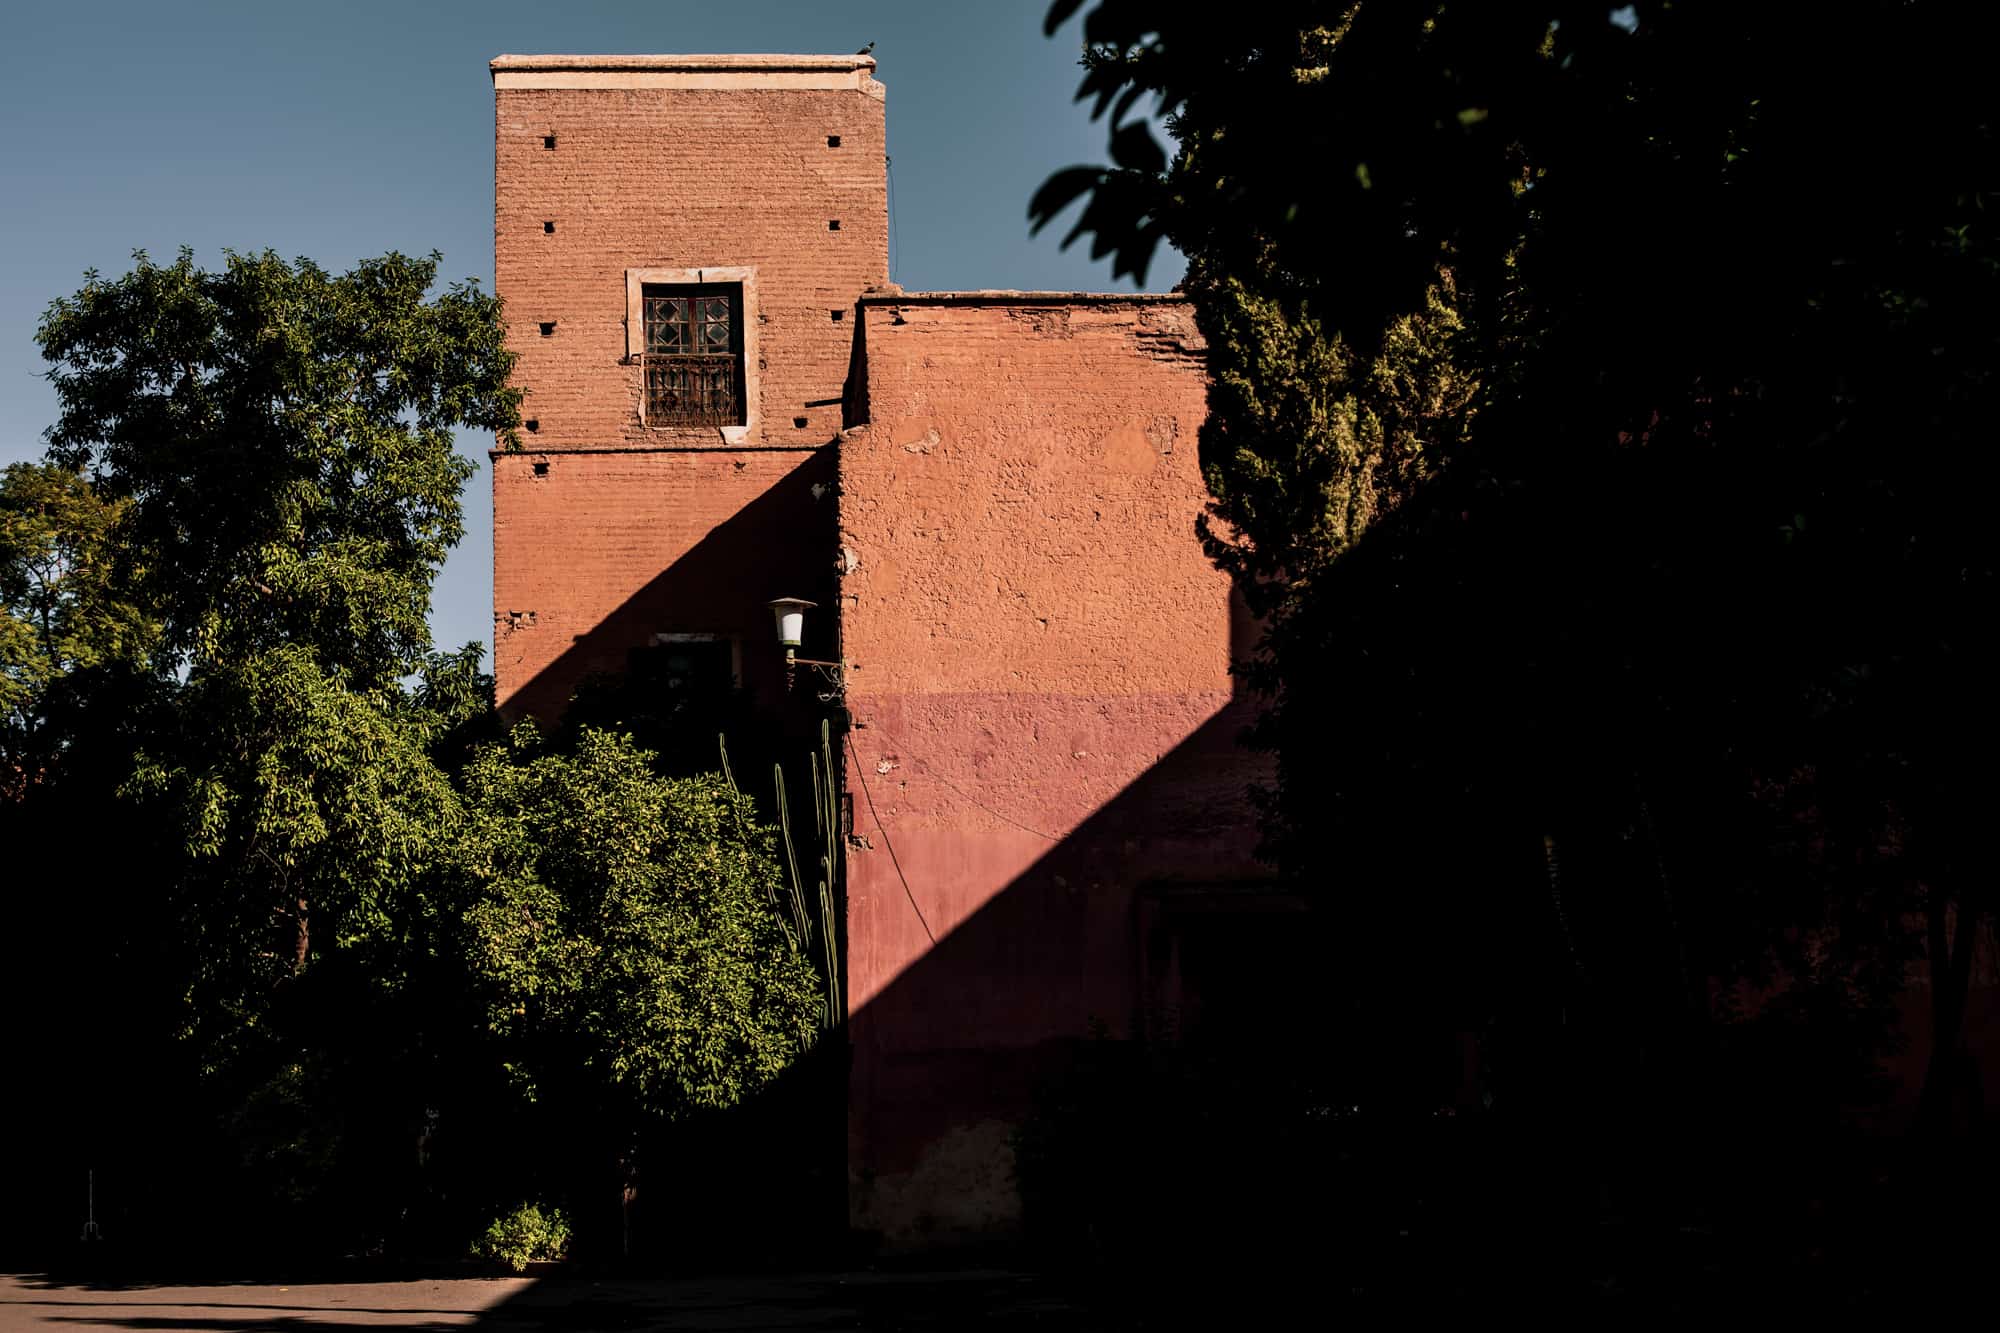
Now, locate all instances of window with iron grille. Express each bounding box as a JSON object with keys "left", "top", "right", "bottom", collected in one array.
[{"left": 640, "top": 284, "right": 745, "bottom": 427}]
